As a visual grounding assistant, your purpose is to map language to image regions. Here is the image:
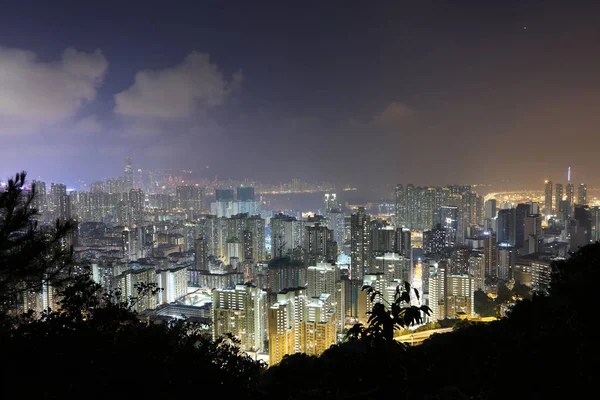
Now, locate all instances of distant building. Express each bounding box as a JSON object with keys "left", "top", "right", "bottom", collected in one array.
[
  {"left": 544, "top": 180, "right": 553, "bottom": 215},
  {"left": 577, "top": 184, "right": 587, "bottom": 206}
]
